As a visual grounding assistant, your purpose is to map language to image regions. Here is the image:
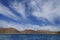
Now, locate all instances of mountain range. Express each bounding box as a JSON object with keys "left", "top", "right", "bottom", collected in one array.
[{"left": 0, "top": 28, "right": 60, "bottom": 34}]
